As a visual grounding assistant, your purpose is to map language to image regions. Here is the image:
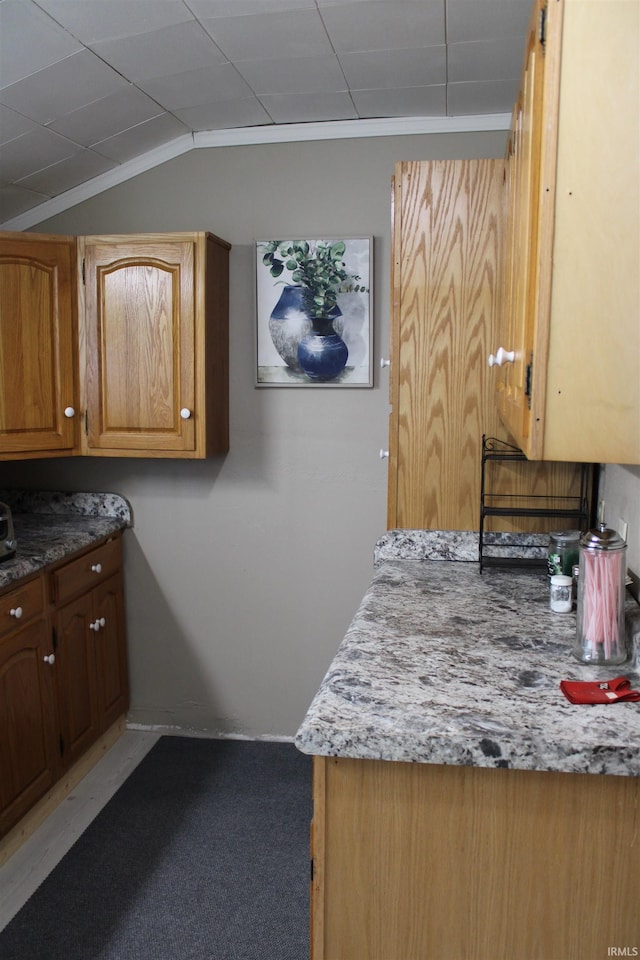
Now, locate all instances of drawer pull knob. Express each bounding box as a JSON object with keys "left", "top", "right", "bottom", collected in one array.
[
  {"left": 10, "top": 606, "right": 23, "bottom": 619},
  {"left": 43, "top": 654, "right": 55, "bottom": 665},
  {"left": 91, "top": 563, "right": 102, "bottom": 574},
  {"left": 64, "top": 406, "right": 75, "bottom": 418},
  {"left": 89, "top": 620, "right": 99, "bottom": 631},
  {"left": 380, "top": 358, "right": 390, "bottom": 369},
  {"left": 180, "top": 407, "right": 192, "bottom": 420},
  {"left": 379, "top": 449, "right": 389, "bottom": 460},
  {"left": 98, "top": 617, "right": 106, "bottom": 628}
]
